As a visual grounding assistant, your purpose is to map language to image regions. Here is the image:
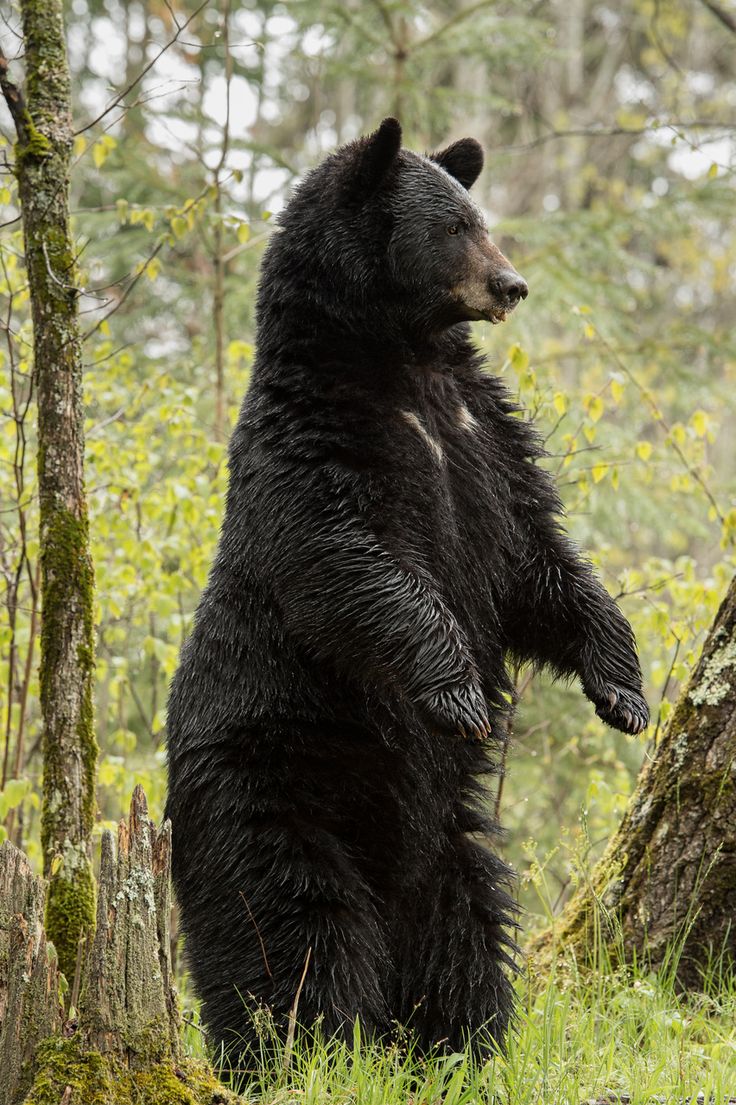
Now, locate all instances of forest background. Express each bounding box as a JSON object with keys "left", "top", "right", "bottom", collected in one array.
[{"left": 1, "top": 0, "right": 735, "bottom": 940}]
